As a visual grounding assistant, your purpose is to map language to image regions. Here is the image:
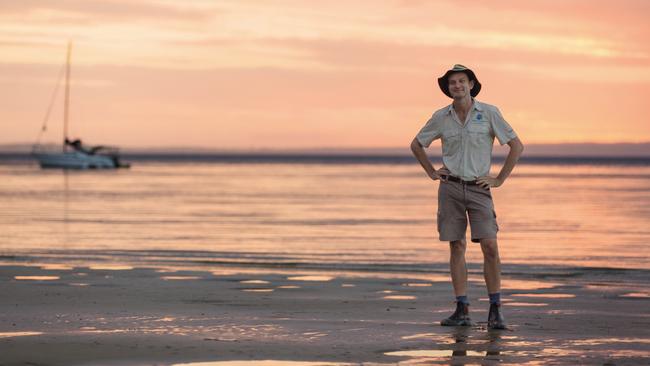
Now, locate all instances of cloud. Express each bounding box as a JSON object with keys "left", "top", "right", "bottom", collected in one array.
[
  {"left": 168, "top": 36, "right": 650, "bottom": 85},
  {"left": 1, "top": 0, "right": 649, "bottom": 147},
  {"left": 1, "top": 0, "right": 647, "bottom": 71},
  {"left": 0, "top": 0, "right": 215, "bottom": 23}
]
